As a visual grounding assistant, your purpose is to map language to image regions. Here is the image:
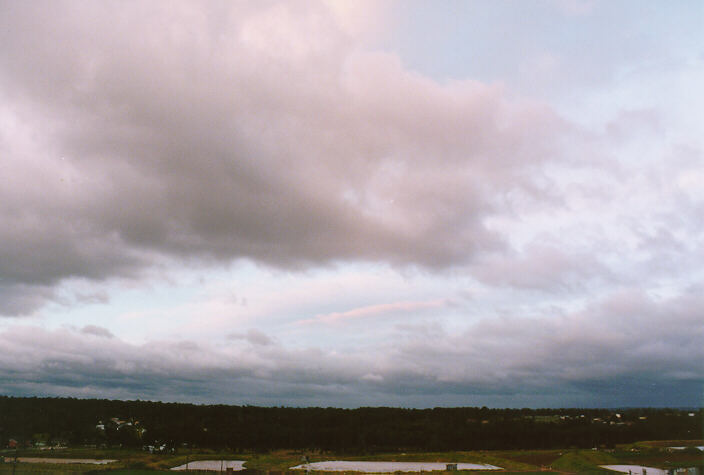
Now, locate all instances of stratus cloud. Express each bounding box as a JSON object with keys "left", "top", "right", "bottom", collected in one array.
[
  {"left": 0, "top": 287, "right": 701, "bottom": 406},
  {"left": 228, "top": 329, "right": 274, "bottom": 346},
  {"left": 0, "top": 0, "right": 569, "bottom": 316},
  {"left": 80, "top": 325, "right": 114, "bottom": 339},
  {"left": 386, "top": 289, "right": 704, "bottom": 388}
]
